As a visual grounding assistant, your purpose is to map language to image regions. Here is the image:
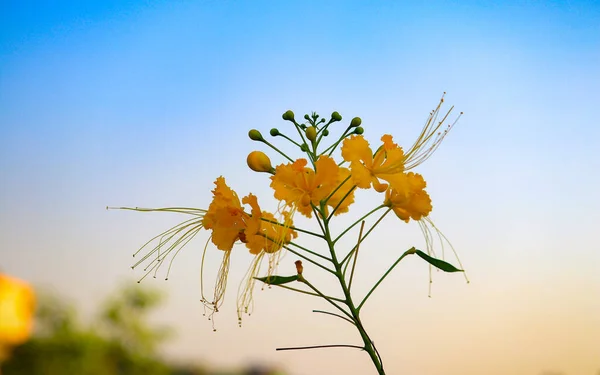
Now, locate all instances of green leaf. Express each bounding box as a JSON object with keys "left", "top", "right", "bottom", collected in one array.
[
  {"left": 415, "top": 250, "right": 463, "bottom": 272},
  {"left": 254, "top": 275, "right": 299, "bottom": 285}
]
